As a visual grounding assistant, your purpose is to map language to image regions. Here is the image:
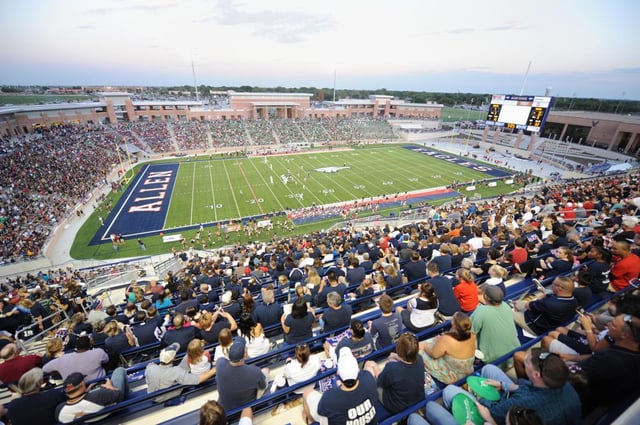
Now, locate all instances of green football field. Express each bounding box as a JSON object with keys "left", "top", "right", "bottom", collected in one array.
[
  {"left": 163, "top": 145, "right": 496, "bottom": 228},
  {"left": 71, "top": 144, "right": 516, "bottom": 259}
]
